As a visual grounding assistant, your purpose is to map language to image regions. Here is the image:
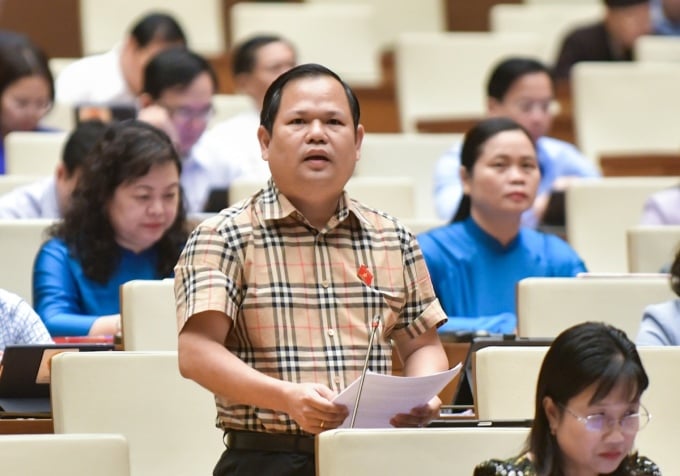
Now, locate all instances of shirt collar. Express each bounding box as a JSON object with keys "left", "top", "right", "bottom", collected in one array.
[{"left": 258, "top": 178, "right": 373, "bottom": 232}]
